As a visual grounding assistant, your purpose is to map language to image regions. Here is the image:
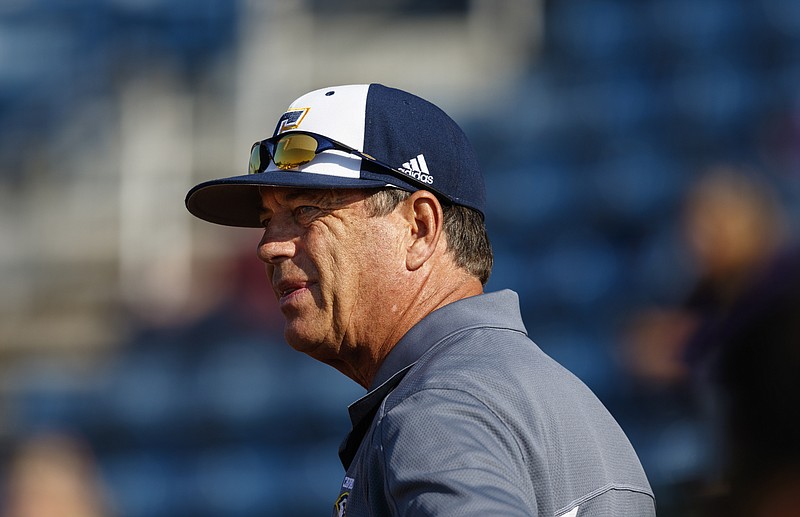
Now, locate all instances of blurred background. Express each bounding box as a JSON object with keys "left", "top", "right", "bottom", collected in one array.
[{"left": 1, "top": 0, "right": 800, "bottom": 516}]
